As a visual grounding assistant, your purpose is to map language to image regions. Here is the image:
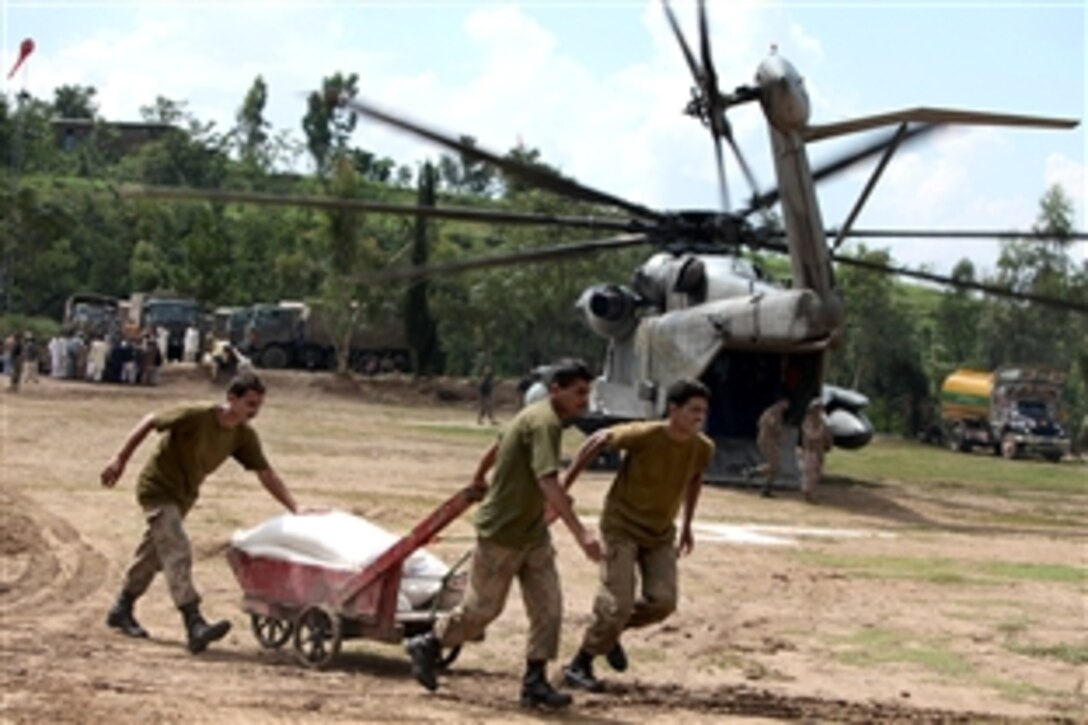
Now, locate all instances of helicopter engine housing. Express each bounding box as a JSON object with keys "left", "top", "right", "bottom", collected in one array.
[{"left": 577, "top": 284, "right": 640, "bottom": 340}]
